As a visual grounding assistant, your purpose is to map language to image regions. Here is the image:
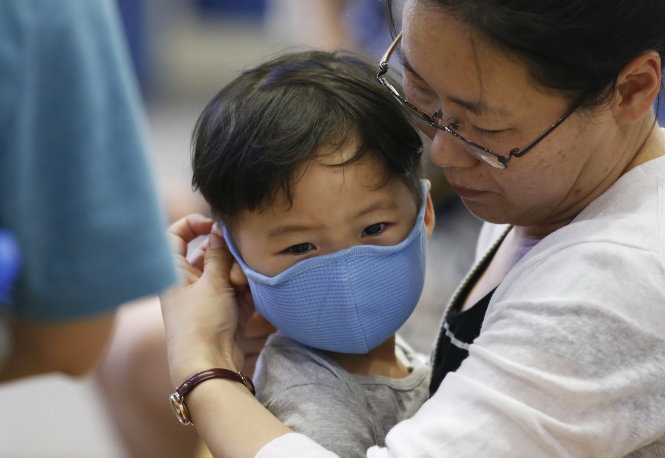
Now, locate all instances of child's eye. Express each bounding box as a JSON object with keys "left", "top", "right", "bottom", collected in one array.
[
  {"left": 284, "top": 243, "right": 315, "bottom": 255},
  {"left": 362, "top": 223, "right": 388, "bottom": 237}
]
